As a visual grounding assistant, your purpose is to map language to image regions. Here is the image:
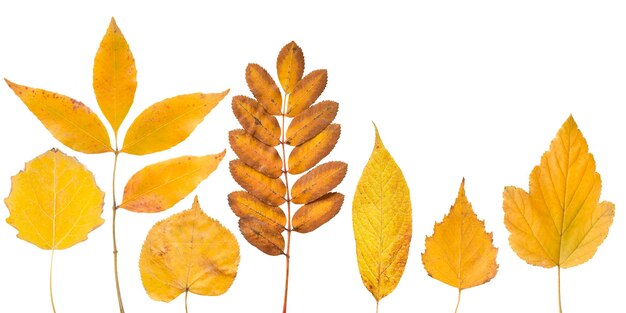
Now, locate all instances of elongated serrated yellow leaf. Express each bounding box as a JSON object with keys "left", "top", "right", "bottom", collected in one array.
[
  {"left": 120, "top": 151, "right": 225, "bottom": 212},
  {"left": 286, "top": 69, "right": 327, "bottom": 117},
  {"left": 228, "top": 191, "right": 286, "bottom": 230},
  {"left": 93, "top": 17, "right": 137, "bottom": 134},
  {"left": 277, "top": 41, "right": 305, "bottom": 94},
  {"left": 122, "top": 91, "right": 228, "bottom": 155},
  {"left": 286, "top": 100, "right": 338, "bottom": 146},
  {"left": 246, "top": 64, "right": 282, "bottom": 115},
  {"left": 292, "top": 192, "right": 343, "bottom": 233},
  {"left": 229, "top": 129, "right": 282, "bottom": 178},
  {"left": 232, "top": 95, "right": 281, "bottom": 146},
  {"left": 291, "top": 161, "right": 347, "bottom": 205},
  {"left": 239, "top": 217, "right": 285, "bottom": 256},
  {"left": 503, "top": 115, "right": 615, "bottom": 269},
  {"left": 5, "top": 80, "right": 113, "bottom": 154},
  {"left": 230, "top": 160, "right": 286, "bottom": 206},
  {"left": 353, "top": 125, "right": 411, "bottom": 303},
  {"left": 422, "top": 179, "right": 498, "bottom": 291},
  {"left": 140, "top": 196, "right": 239, "bottom": 302},
  {"left": 288, "top": 124, "right": 340, "bottom": 175},
  {"left": 5, "top": 149, "right": 105, "bottom": 250}
]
